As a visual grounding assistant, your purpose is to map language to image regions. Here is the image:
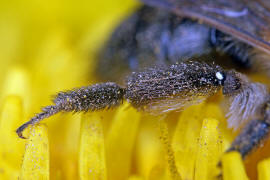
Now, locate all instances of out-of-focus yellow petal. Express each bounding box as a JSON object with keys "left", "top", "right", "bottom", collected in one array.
[
  {"left": 20, "top": 124, "right": 49, "bottom": 180},
  {"left": 127, "top": 175, "right": 144, "bottom": 180},
  {"left": 258, "top": 158, "right": 270, "bottom": 180},
  {"left": 106, "top": 102, "right": 141, "bottom": 180},
  {"left": 47, "top": 113, "right": 81, "bottom": 180},
  {"left": 1, "top": 67, "right": 30, "bottom": 99},
  {"left": 136, "top": 115, "right": 165, "bottom": 179},
  {"left": 222, "top": 151, "right": 248, "bottom": 180},
  {"left": 148, "top": 164, "right": 166, "bottom": 180},
  {"left": 79, "top": 113, "right": 107, "bottom": 180},
  {"left": 172, "top": 104, "right": 204, "bottom": 180},
  {"left": 194, "top": 117, "right": 222, "bottom": 180},
  {"left": 0, "top": 96, "right": 25, "bottom": 179},
  {"left": 1, "top": 67, "right": 31, "bottom": 113},
  {"left": 2, "top": 0, "right": 270, "bottom": 179}
]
